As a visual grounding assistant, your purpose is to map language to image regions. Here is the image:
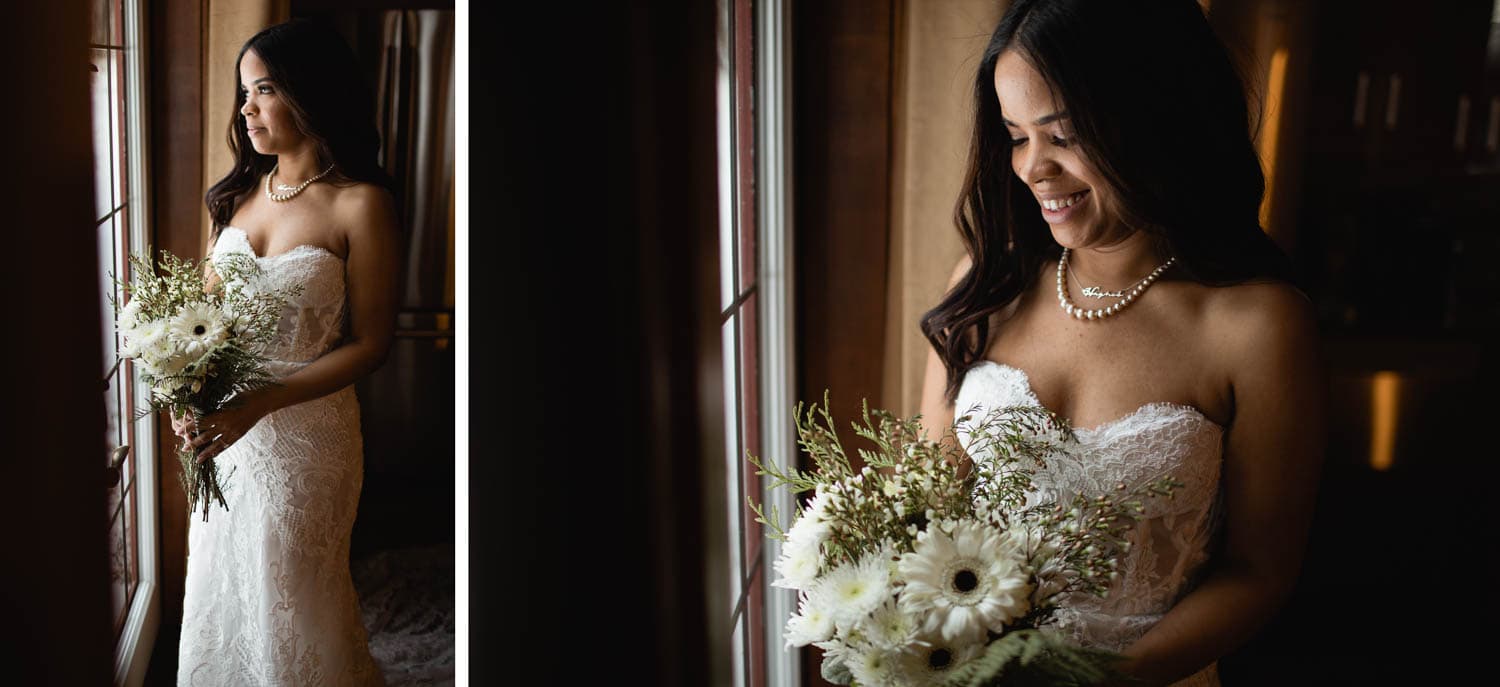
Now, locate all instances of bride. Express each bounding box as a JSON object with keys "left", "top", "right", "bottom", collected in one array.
[
  {"left": 170, "top": 19, "right": 397, "bottom": 686},
  {"left": 919, "top": 1, "right": 1322, "bottom": 685}
]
